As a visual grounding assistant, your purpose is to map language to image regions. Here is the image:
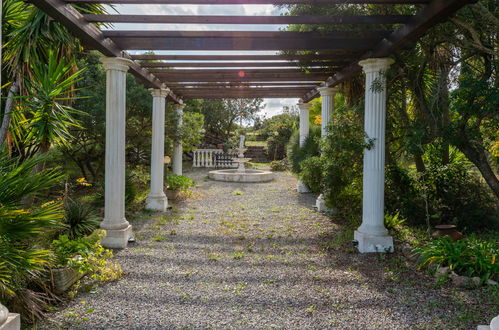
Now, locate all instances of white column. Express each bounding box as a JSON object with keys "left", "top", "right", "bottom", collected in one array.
[
  {"left": 317, "top": 87, "right": 338, "bottom": 137},
  {"left": 297, "top": 101, "right": 311, "bottom": 147},
  {"left": 172, "top": 102, "right": 185, "bottom": 175},
  {"left": 99, "top": 57, "right": 133, "bottom": 249},
  {"left": 315, "top": 87, "right": 338, "bottom": 209},
  {"left": 354, "top": 57, "right": 394, "bottom": 253},
  {"left": 146, "top": 88, "right": 169, "bottom": 212}
]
